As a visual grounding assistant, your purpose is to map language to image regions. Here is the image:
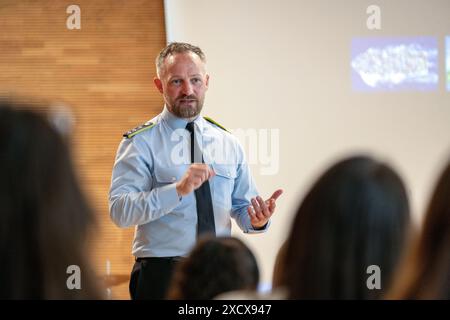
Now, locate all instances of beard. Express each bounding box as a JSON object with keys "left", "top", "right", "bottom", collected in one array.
[{"left": 167, "top": 94, "right": 204, "bottom": 119}]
